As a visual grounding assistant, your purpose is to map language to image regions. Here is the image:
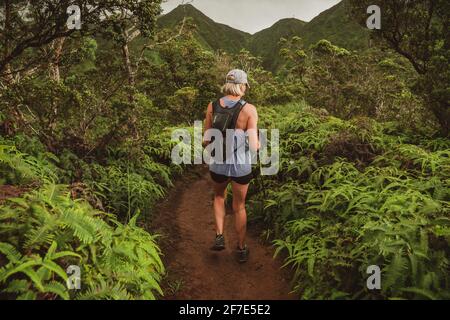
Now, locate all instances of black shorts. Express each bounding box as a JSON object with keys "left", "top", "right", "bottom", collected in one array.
[{"left": 210, "top": 171, "right": 253, "bottom": 185}]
